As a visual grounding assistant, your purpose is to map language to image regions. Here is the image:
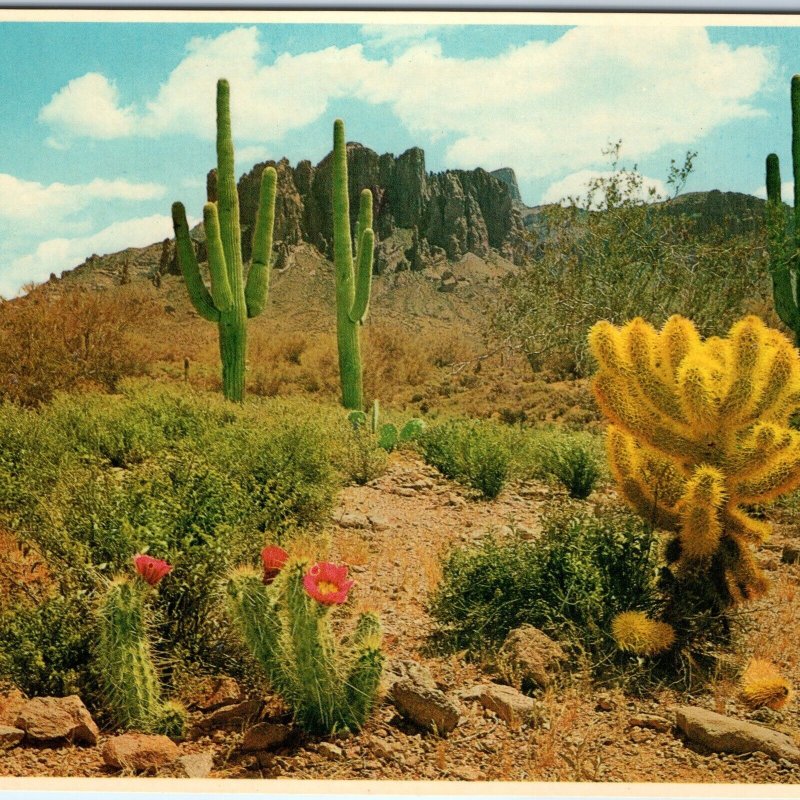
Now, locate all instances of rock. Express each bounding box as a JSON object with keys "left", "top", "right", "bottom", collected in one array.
[
  {"left": 496, "top": 624, "right": 567, "bottom": 690},
  {"left": 674, "top": 705, "right": 800, "bottom": 764},
  {"left": 476, "top": 683, "right": 545, "bottom": 725},
  {"left": 241, "top": 722, "right": 292, "bottom": 752},
  {"left": 339, "top": 511, "right": 370, "bottom": 529},
  {"left": 318, "top": 741, "right": 345, "bottom": 760},
  {"left": 0, "top": 689, "right": 26, "bottom": 726},
  {"left": 0, "top": 725, "right": 24, "bottom": 749},
  {"left": 102, "top": 733, "right": 180, "bottom": 772},
  {"left": 595, "top": 693, "right": 618, "bottom": 712},
  {"left": 368, "top": 513, "right": 391, "bottom": 531},
  {"left": 197, "top": 699, "right": 264, "bottom": 732},
  {"left": 782, "top": 544, "right": 800, "bottom": 564},
  {"left": 389, "top": 679, "right": 462, "bottom": 734},
  {"left": 176, "top": 752, "right": 214, "bottom": 778},
  {"left": 190, "top": 676, "right": 243, "bottom": 712},
  {"left": 628, "top": 713, "right": 673, "bottom": 733},
  {"left": 453, "top": 765, "right": 484, "bottom": 781},
  {"left": 16, "top": 695, "right": 99, "bottom": 745}
]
